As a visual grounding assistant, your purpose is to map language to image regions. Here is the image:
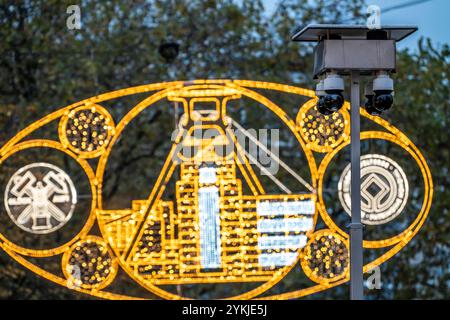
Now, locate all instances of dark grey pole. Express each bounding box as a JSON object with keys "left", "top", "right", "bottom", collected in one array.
[{"left": 349, "top": 70, "right": 364, "bottom": 300}]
